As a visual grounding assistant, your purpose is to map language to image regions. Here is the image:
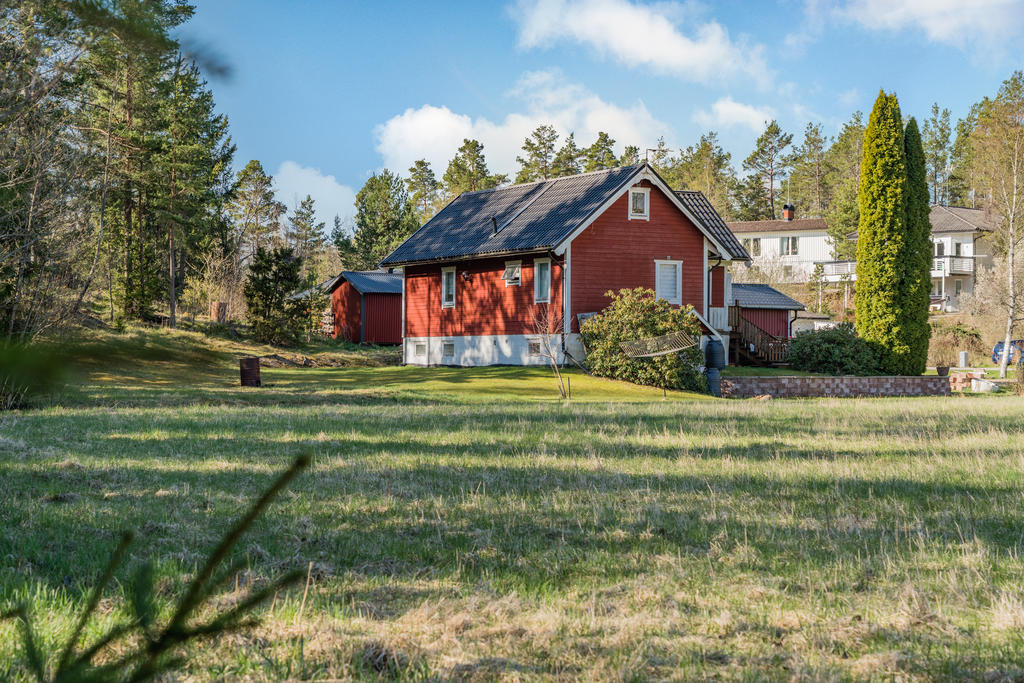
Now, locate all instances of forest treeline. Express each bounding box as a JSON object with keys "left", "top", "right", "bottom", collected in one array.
[{"left": 2, "top": 2, "right": 1017, "bottom": 344}]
